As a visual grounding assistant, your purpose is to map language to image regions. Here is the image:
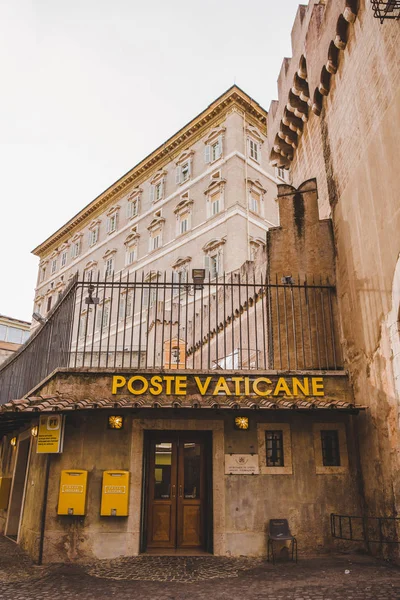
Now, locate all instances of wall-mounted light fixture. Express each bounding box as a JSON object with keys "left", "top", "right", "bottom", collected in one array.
[
  {"left": 85, "top": 283, "right": 99, "bottom": 306},
  {"left": 31, "top": 426, "right": 38, "bottom": 437},
  {"left": 192, "top": 268, "right": 206, "bottom": 290},
  {"left": 234, "top": 416, "right": 249, "bottom": 431},
  {"left": 108, "top": 416, "right": 124, "bottom": 430},
  {"left": 10, "top": 437, "right": 17, "bottom": 446}
]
